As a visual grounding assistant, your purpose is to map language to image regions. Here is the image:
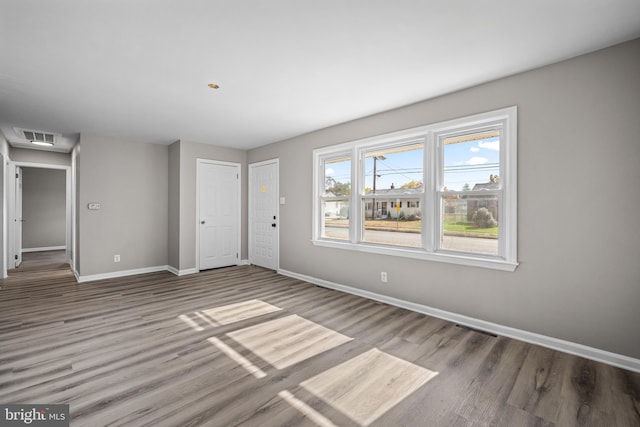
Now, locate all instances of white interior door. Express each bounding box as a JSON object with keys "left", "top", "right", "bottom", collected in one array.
[
  {"left": 198, "top": 161, "right": 240, "bottom": 270},
  {"left": 15, "top": 166, "right": 23, "bottom": 268},
  {"left": 249, "top": 159, "right": 279, "bottom": 270}
]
